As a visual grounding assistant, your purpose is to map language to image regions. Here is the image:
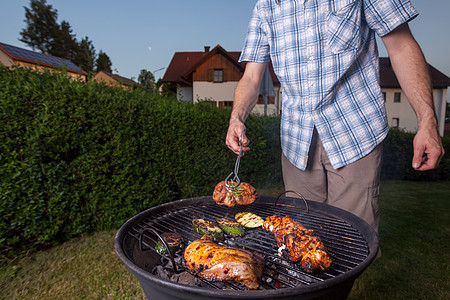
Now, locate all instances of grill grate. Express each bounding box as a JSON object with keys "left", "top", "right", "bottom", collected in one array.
[{"left": 125, "top": 199, "right": 370, "bottom": 290}]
